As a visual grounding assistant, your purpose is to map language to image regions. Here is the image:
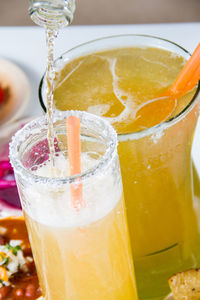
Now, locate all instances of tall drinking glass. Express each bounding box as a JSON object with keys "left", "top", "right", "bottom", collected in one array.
[
  {"left": 39, "top": 34, "right": 200, "bottom": 299},
  {"left": 9, "top": 111, "right": 138, "bottom": 300}
]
